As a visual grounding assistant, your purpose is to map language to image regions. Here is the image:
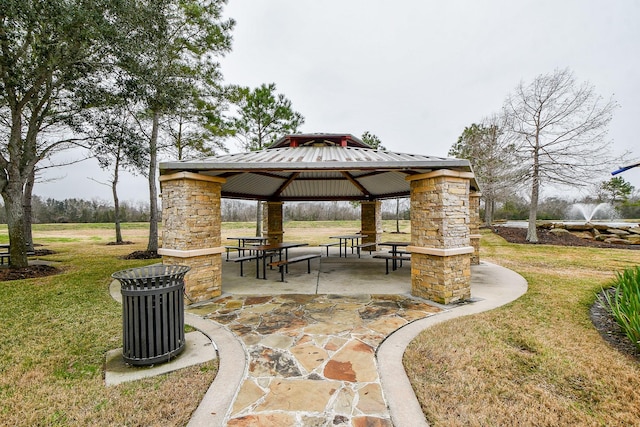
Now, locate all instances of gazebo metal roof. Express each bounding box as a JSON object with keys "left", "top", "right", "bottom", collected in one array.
[{"left": 159, "top": 133, "right": 478, "bottom": 201}]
